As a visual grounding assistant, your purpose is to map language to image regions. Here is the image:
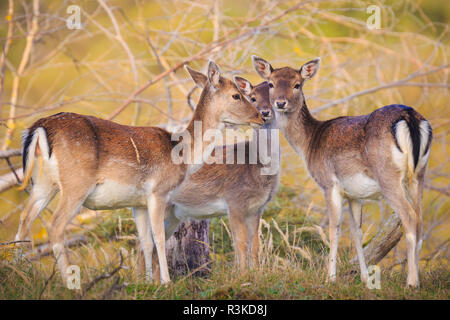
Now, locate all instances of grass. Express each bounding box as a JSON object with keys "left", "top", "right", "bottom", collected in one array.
[
  {"left": 0, "top": 247, "right": 448, "bottom": 300},
  {"left": 0, "top": 185, "right": 448, "bottom": 300}
]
